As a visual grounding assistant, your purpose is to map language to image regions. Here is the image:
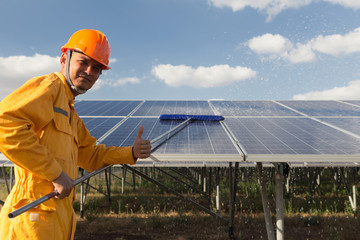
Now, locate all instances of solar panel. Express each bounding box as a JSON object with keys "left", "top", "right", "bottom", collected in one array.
[
  {"left": 210, "top": 100, "right": 301, "bottom": 116},
  {"left": 317, "top": 117, "right": 360, "bottom": 136},
  {"left": 132, "top": 100, "right": 215, "bottom": 116},
  {"left": 277, "top": 100, "right": 360, "bottom": 116},
  {"left": 344, "top": 100, "right": 360, "bottom": 107},
  {"left": 73, "top": 100, "right": 360, "bottom": 164},
  {"left": 224, "top": 117, "right": 360, "bottom": 162},
  {"left": 75, "top": 100, "right": 143, "bottom": 116},
  {"left": 81, "top": 117, "right": 124, "bottom": 139}
]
